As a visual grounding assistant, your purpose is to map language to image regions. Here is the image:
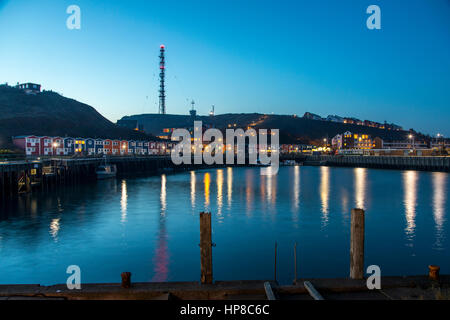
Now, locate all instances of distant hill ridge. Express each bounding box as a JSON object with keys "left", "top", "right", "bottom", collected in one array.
[
  {"left": 0, "top": 85, "right": 154, "bottom": 148},
  {"left": 121, "top": 113, "right": 417, "bottom": 145}
]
